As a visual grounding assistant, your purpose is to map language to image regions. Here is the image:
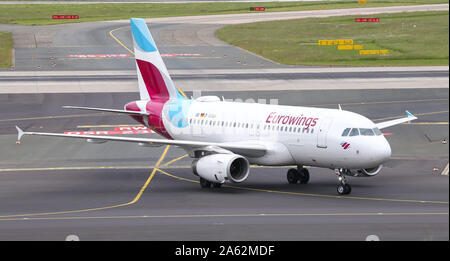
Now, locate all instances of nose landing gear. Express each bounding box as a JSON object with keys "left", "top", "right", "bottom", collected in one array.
[
  {"left": 287, "top": 165, "right": 310, "bottom": 184},
  {"left": 336, "top": 168, "right": 352, "bottom": 195}
]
